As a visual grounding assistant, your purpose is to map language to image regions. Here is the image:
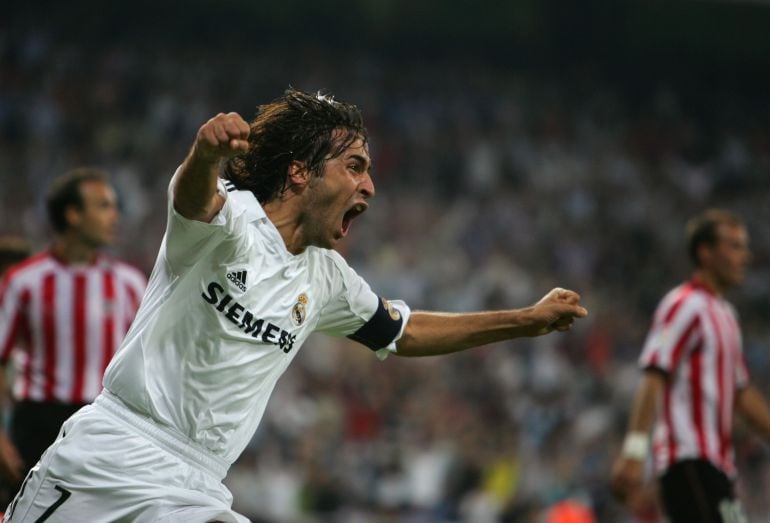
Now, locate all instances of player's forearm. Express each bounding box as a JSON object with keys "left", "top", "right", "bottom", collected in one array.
[
  {"left": 0, "top": 364, "right": 11, "bottom": 428},
  {"left": 395, "top": 308, "right": 539, "bottom": 357},
  {"left": 173, "top": 146, "right": 225, "bottom": 222},
  {"left": 736, "top": 385, "right": 770, "bottom": 442},
  {"left": 626, "top": 370, "right": 665, "bottom": 433},
  {"left": 617, "top": 370, "right": 664, "bottom": 463},
  {"left": 174, "top": 112, "right": 249, "bottom": 222}
]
